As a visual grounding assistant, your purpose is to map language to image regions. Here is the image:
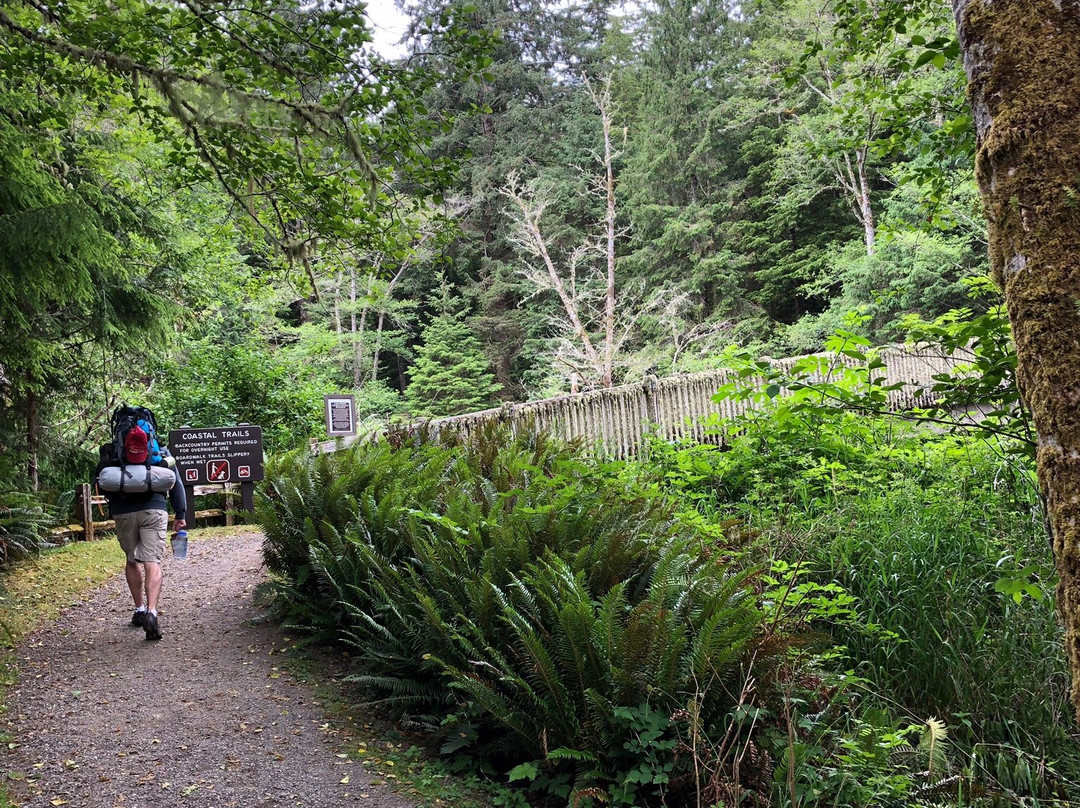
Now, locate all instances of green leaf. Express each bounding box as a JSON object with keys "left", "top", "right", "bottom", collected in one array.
[
  {"left": 913, "top": 49, "right": 938, "bottom": 68},
  {"left": 508, "top": 762, "right": 539, "bottom": 782}
]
